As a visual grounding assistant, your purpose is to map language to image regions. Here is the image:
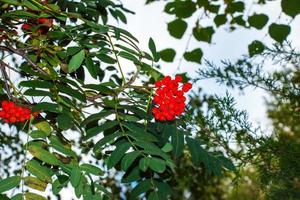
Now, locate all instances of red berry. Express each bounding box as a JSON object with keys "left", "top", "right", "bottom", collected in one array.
[
  {"left": 182, "top": 82, "right": 192, "bottom": 92},
  {"left": 175, "top": 75, "right": 182, "bottom": 82},
  {"left": 22, "top": 24, "right": 31, "bottom": 31}
]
